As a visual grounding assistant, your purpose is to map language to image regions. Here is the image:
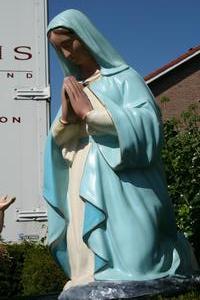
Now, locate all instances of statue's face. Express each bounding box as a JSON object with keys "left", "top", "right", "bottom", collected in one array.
[{"left": 49, "top": 29, "right": 93, "bottom": 66}]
